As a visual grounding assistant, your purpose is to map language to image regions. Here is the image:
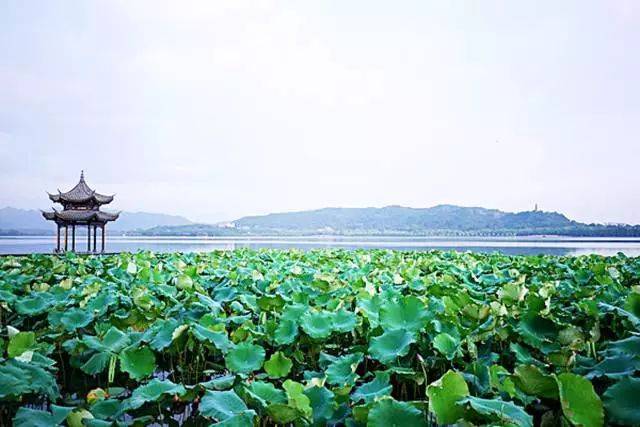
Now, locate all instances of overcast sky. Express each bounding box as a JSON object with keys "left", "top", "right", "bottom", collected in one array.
[{"left": 1, "top": 1, "right": 639, "bottom": 224}]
